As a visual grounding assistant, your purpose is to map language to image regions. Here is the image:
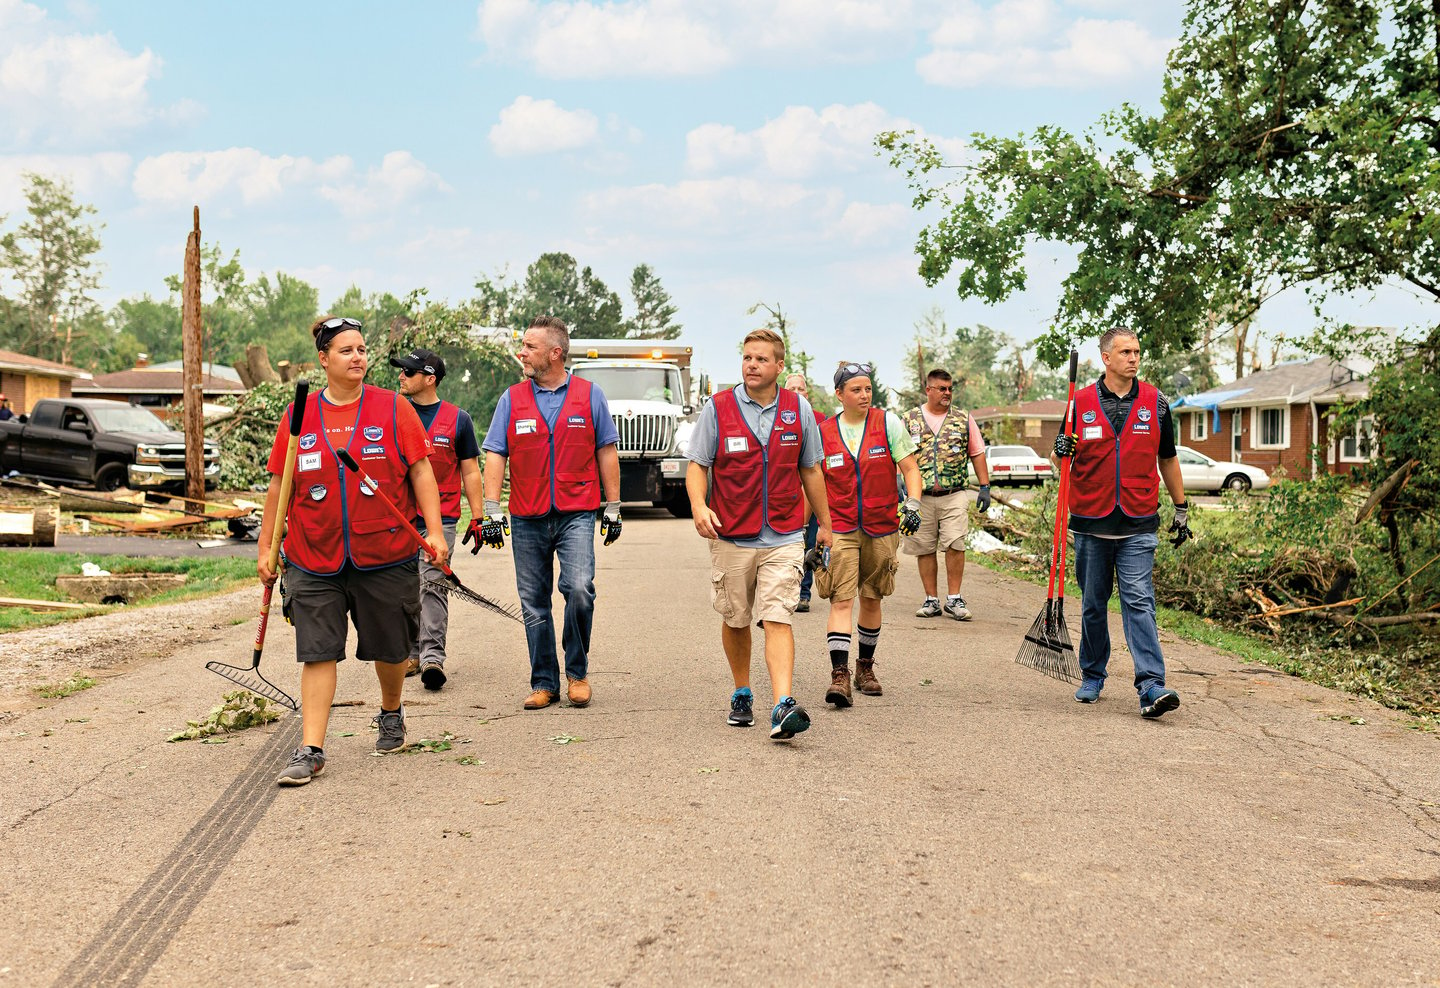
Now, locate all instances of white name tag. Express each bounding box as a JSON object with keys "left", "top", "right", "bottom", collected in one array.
[
  {"left": 910, "top": 434, "right": 923, "bottom": 444},
  {"left": 515, "top": 418, "right": 537, "bottom": 436},
  {"left": 725, "top": 436, "right": 749, "bottom": 453},
  {"left": 298, "top": 452, "right": 321, "bottom": 472},
  {"left": 825, "top": 453, "right": 845, "bottom": 469},
  {"left": 1082, "top": 426, "right": 1103, "bottom": 440}
]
